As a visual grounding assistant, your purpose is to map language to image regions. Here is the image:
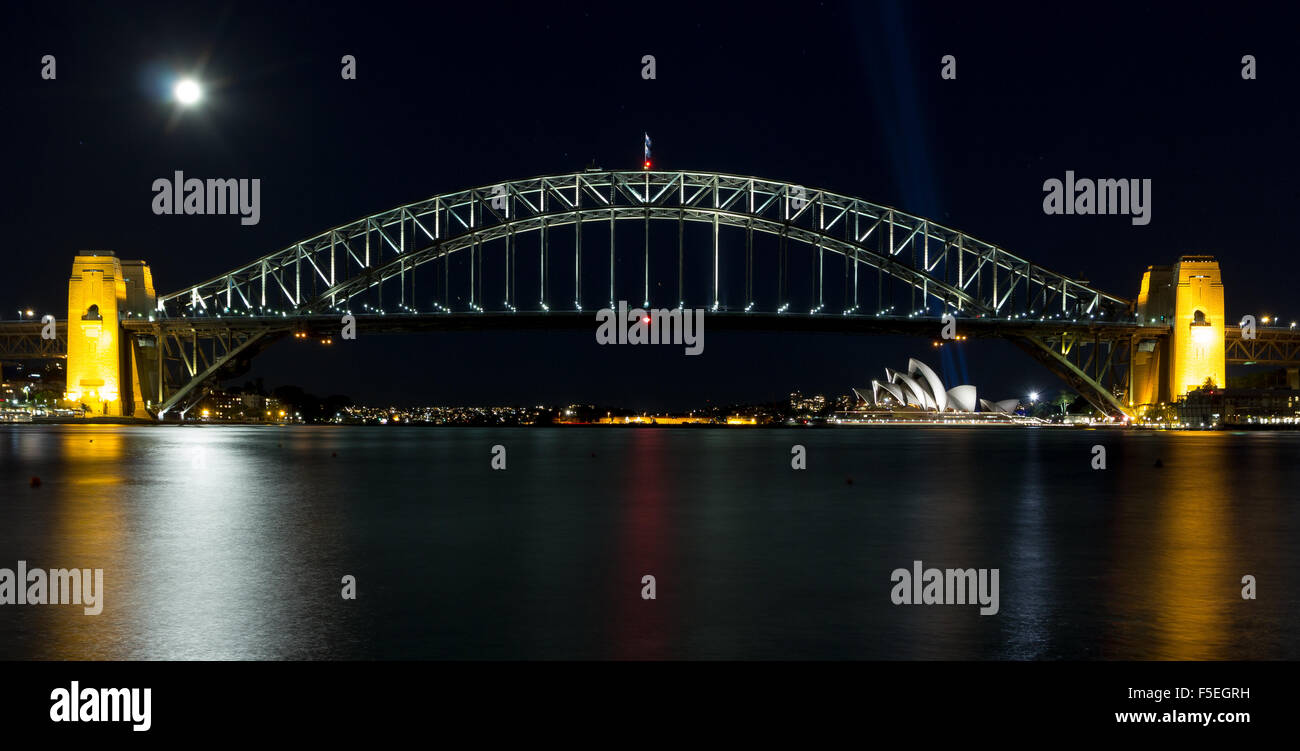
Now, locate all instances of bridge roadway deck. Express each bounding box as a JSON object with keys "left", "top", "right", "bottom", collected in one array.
[
  {"left": 4, "top": 316, "right": 1298, "bottom": 365},
  {"left": 120, "top": 312, "right": 1162, "bottom": 339}
]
